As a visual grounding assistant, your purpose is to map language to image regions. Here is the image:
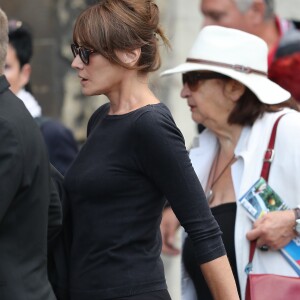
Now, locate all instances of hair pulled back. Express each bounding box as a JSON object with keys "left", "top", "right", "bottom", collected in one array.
[{"left": 73, "top": 0, "right": 169, "bottom": 72}]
